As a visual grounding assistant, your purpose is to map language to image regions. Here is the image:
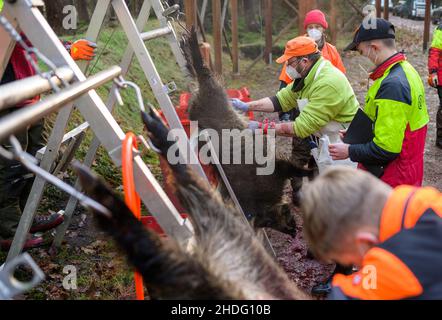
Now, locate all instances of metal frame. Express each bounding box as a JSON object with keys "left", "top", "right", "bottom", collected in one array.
[
  {"left": 0, "top": 66, "right": 74, "bottom": 111},
  {"left": 0, "top": 66, "right": 122, "bottom": 141},
  {"left": 0, "top": 253, "right": 45, "bottom": 300},
  {"left": 53, "top": 0, "right": 208, "bottom": 247},
  {"left": 1, "top": 0, "right": 195, "bottom": 262},
  {"left": 1, "top": 0, "right": 276, "bottom": 261}
]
